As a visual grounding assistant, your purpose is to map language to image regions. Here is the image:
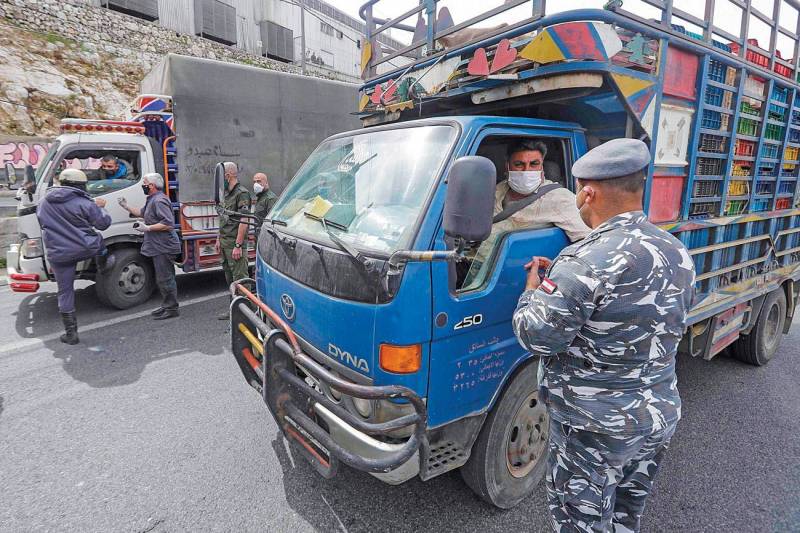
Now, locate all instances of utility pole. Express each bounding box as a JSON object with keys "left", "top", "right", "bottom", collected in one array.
[{"left": 300, "top": 0, "right": 306, "bottom": 74}]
